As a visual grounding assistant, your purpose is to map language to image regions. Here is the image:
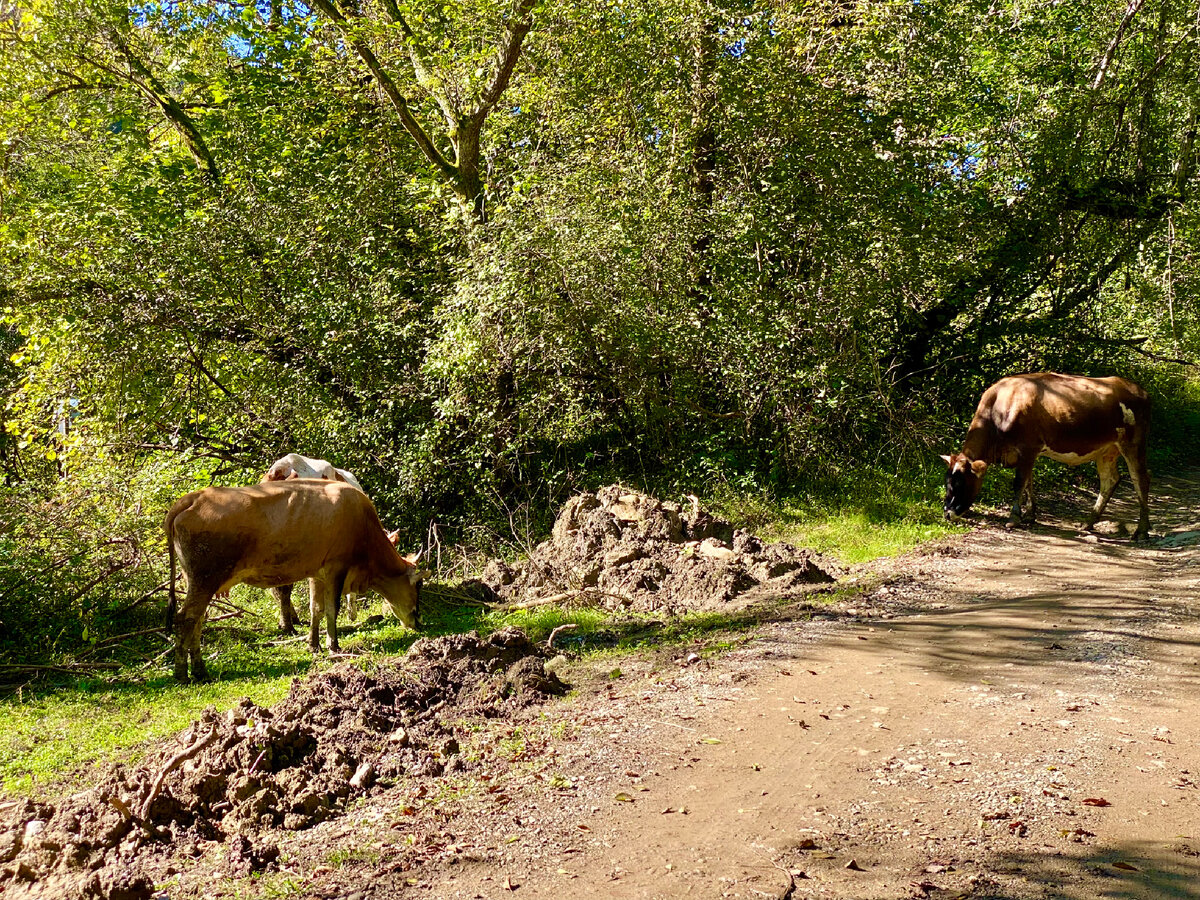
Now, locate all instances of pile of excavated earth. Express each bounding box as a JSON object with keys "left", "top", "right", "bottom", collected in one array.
[
  {"left": 467, "top": 485, "right": 838, "bottom": 612},
  {"left": 0, "top": 630, "right": 565, "bottom": 900},
  {"left": 0, "top": 486, "right": 840, "bottom": 900}
]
